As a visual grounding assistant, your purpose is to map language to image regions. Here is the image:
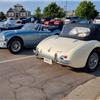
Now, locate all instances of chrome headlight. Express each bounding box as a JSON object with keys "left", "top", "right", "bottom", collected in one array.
[
  {"left": 0, "top": 32, "right": 6, "bottom": 41},
  {"left": 2, "top": 35, "right": 5, "bottom": 40}
]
